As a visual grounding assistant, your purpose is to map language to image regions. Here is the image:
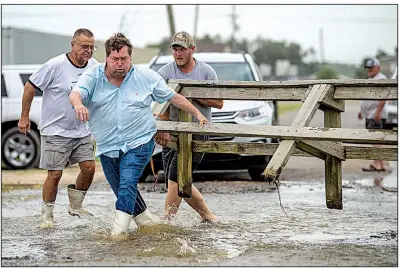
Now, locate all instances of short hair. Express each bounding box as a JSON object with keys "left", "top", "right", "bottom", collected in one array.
[
  {"left": 105, "top": 33, "right": 133, "bottom": 57},
  {"left": 72, "top": 28, "right": 94, "bottom": 40}
]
